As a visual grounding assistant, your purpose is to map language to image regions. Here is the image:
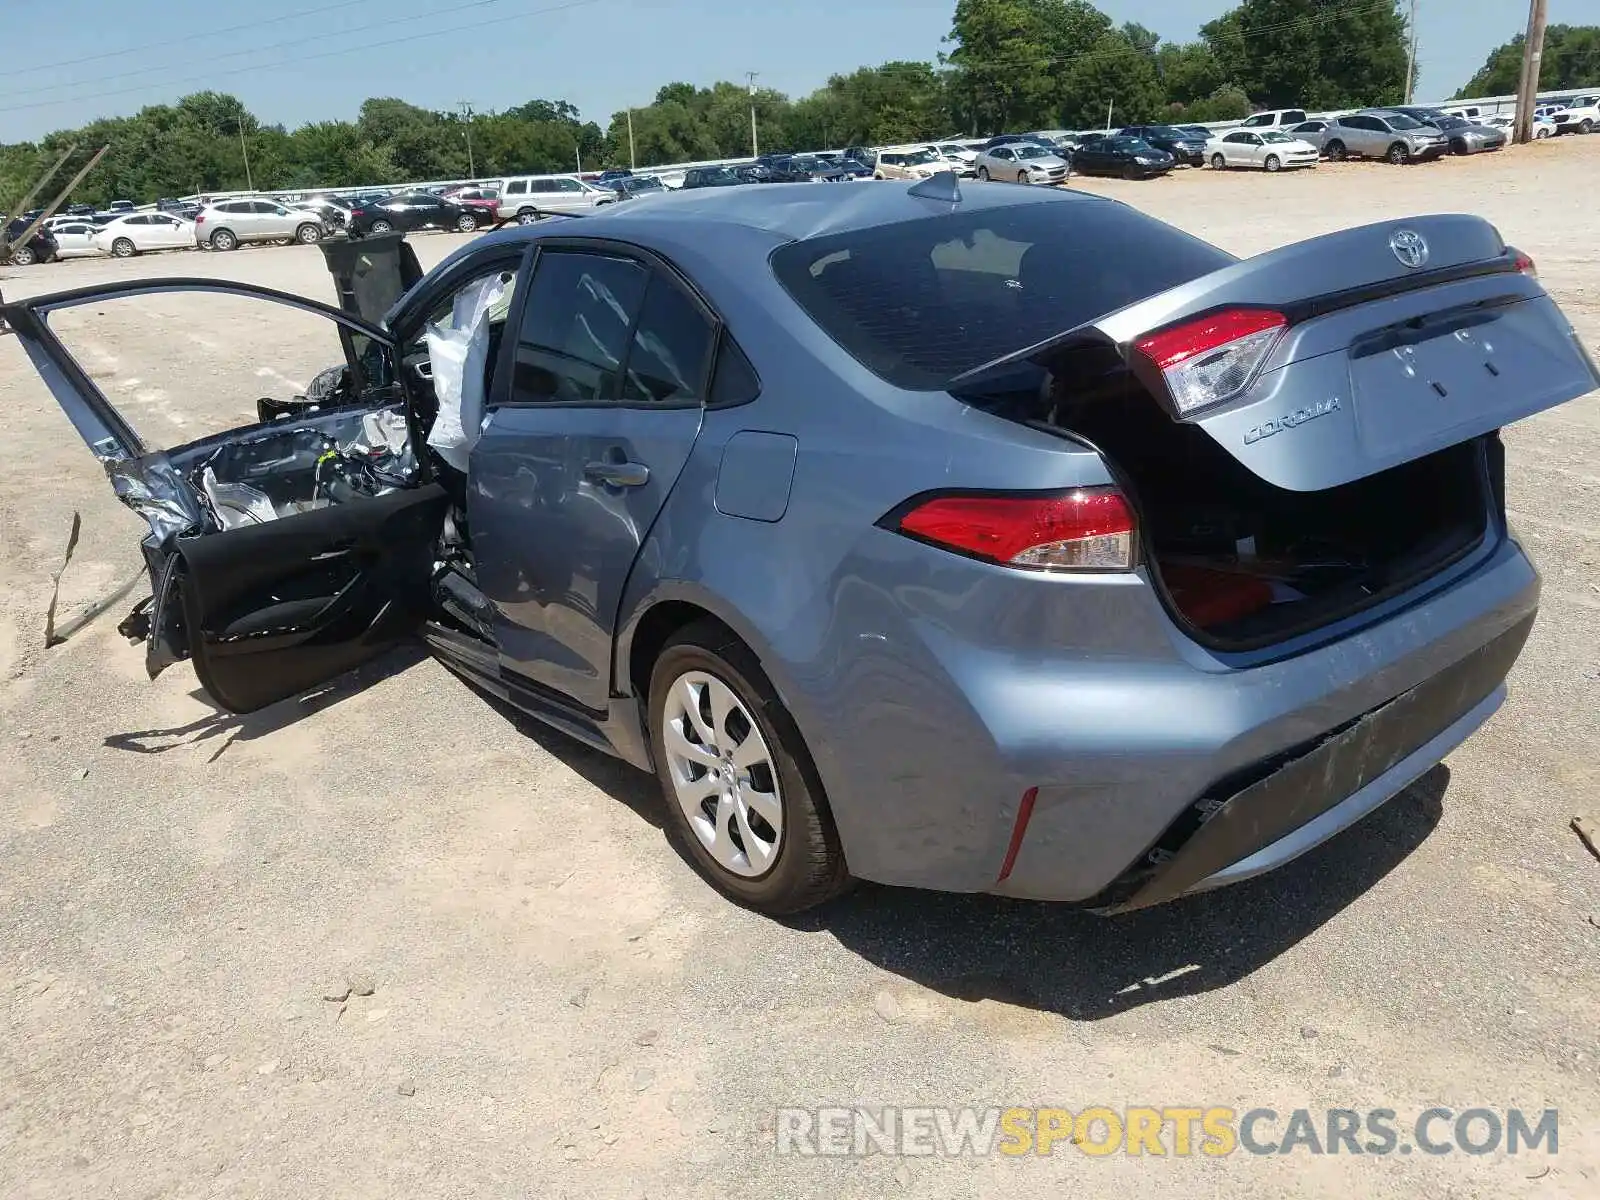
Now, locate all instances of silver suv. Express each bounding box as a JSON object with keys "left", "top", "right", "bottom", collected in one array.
[
  {"left": 1321, "top": 111, "right": 1448, "bottom": 164},
  {"left": 193, "top": 199, "right": 325, "bottom": 251}
]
